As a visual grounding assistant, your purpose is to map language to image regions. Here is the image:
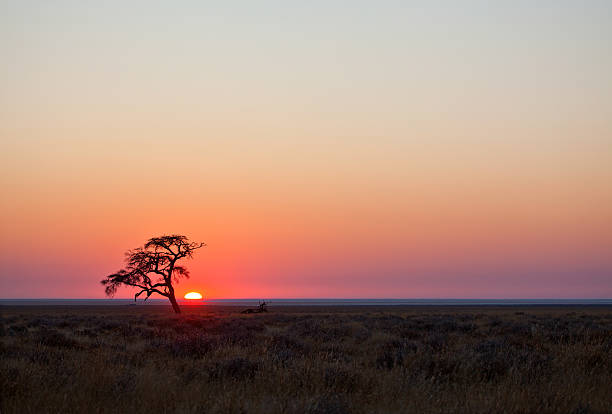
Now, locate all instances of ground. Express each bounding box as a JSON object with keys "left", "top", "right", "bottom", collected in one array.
[{"left": 1, "top": 305, "right": 611, "bottom": 413}]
